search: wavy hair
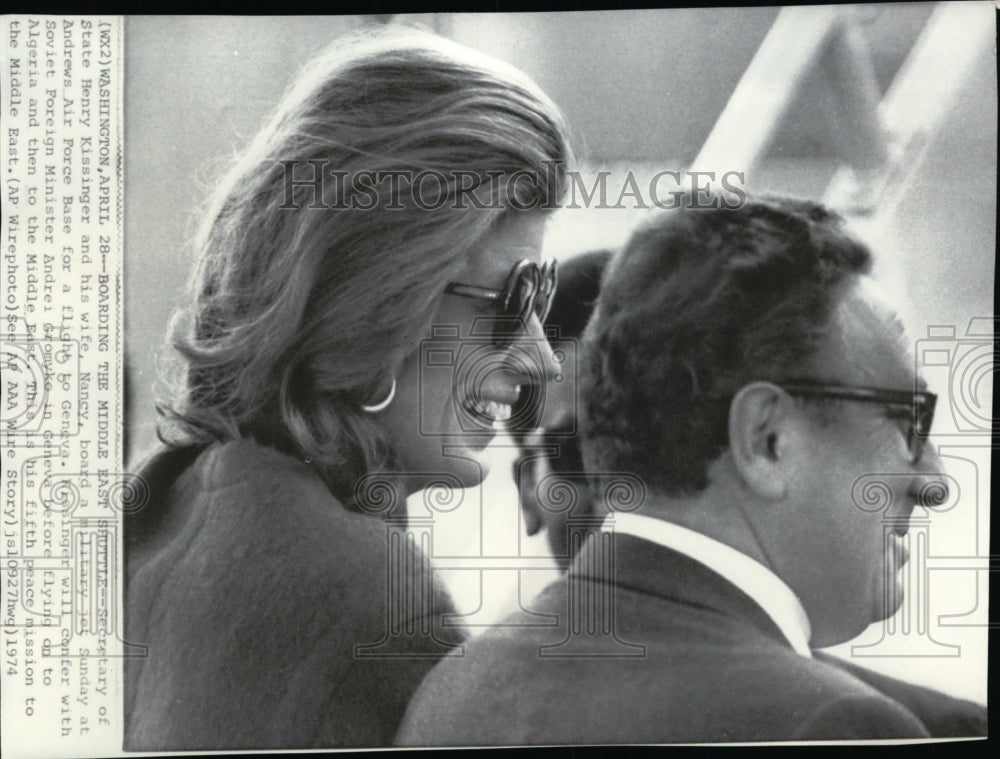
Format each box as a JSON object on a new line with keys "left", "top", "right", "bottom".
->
{"left": 159, "top": 28, "right": 572, "bottom": 500}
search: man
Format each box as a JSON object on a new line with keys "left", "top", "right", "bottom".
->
{"left": 510, "top": 249, "right": 611, "bottom": 567}
{"left": 397, "top": 197, "right": 986, "bottom": 744}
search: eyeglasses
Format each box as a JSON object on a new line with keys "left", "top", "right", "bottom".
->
{"left": 779, "top": 380, "right": 937, "bottom": 465}
{"left": 445, "top": 259, "right": 558, "bottom": 347}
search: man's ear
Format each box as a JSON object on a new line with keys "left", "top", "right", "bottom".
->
{"left": 727, "top": 382, "right": 792, "bottom": 500}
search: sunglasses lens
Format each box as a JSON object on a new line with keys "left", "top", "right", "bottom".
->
{"left": 511, "top": 270, "right": 539, "bottom": 322}
{"left": 489, "top": 260, "right": 558, "bottom": 346}
{"left": 534, "top": 264, "right": 556, "bottom": 322}
{"left": 491, "top": 265, "right": 536, "bottom": 346}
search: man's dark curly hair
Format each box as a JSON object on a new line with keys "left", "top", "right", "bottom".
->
{"left": 580, "top": 196, "right": 873, "bottom": 496}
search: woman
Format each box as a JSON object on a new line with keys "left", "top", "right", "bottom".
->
{"left": 124, "top": 27, "right": 571, "bottom": 750}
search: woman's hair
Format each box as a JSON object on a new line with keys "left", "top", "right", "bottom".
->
{"left": 159, "top": 27, "right": 572, "bottom": 499}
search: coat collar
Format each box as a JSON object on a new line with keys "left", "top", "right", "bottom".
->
{"left": 567, "top": 529, "right": 792, "bottom": 649}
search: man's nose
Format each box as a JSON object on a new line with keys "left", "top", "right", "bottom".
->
{"left": 913, "top": 440, "right": 951, "bottom": 509}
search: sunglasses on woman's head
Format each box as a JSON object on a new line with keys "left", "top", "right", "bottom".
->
{"left": 445, "top": 259, "right": 558, "bottom": 347}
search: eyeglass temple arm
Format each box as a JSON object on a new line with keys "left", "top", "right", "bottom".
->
{"left": 444, "top": 283, "right": 502, "bottom": 301}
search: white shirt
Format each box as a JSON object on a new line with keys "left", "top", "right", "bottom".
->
{"left": 602, "top": 511, "right": 813, "bottom": 658}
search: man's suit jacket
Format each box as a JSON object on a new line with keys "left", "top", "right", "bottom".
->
{"left": 397, "top": 531, "right": 986, "bottom": 745}
{"left": 124, "top": 440, "right": 462, "bottom": 751}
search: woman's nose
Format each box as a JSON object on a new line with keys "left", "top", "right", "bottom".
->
{"left": 508, "top": 314, "right": 561, "bottom": 384}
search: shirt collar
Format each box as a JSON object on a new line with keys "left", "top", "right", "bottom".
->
{"left": 601, "top": 511, "right": 813, "bottom": 658}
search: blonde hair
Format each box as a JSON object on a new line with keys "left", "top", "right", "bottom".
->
{"left": 159, "top": 28, "right": 572, "bottom": 499}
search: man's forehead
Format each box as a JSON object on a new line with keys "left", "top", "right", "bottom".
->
{"left": 818, "top": 276, "right": 920, "bottom": 389}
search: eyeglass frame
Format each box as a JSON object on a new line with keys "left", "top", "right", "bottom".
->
{"left": 444, "top": 258, "right": 558, "bottom": 347}
{"left": 777, "top": 380, "right": 937, "bottom": 465}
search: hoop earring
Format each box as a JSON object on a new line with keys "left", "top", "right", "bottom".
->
{"left": 361, "top": 377, "right": 396, "bottom": 414}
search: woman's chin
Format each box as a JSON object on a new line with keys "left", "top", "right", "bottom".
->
{"left": 444, "top": 439, "right": 493, "bottom": 489}
{"left": 412, "top": 407, "right": 504, "bottom": 488}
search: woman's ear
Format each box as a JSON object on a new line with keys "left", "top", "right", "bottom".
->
{"left": 727, "top": 382, "right": 791, "bottom": 500}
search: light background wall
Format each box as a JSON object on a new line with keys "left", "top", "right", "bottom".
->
{"left": 124, "top": 8, "right": 994, "bottom": 705}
